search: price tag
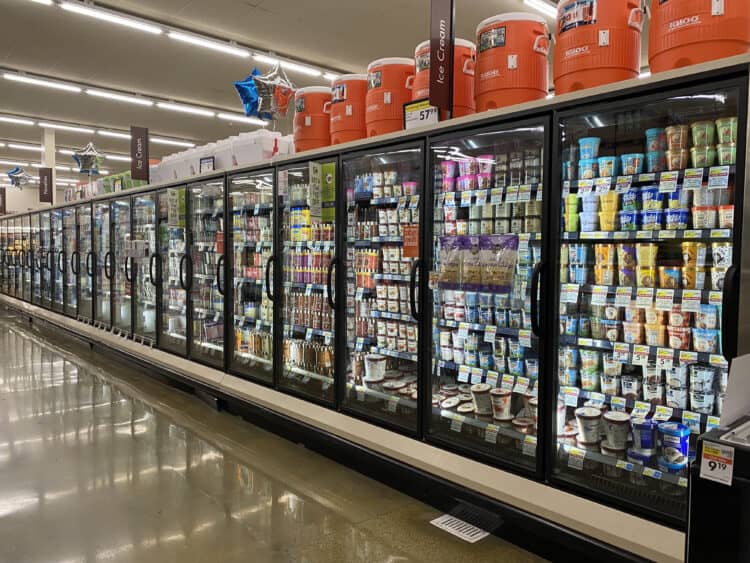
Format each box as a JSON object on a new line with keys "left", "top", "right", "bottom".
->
{"left": 678, "top": 477, "right": 689, "bottom": 488}
{"left": 613, "top": 342, "right": 631, "bottom": 363}
{"left": 632, "top": 401, "right": 652, "bottom": 418}
{"left": 355, "top": 337, "right": 365, "bottom": 352}
{"left": 616, "top": 459, "right": 634, "bottom": 472}
{"left": 485, "top": 370, "right": 499, "bottom": 387}
{"left": 636, "top": 288, "right": 655, "bottom": 308}
{"left": 387, "top": 396, "right": 399, "bottom": 413}
{"left": 684, "top": 230, "right": 702, "bottom": 239}
{"left": 410, "top": 195, "right": 420, "bottom": 209}
{"left": 632, "top": 345, "right": 650, "bottom": 366}
{"left": 471, "top": 367, "right": 484, "bottom": 385}
{"left": 475, "top": 190, "right": 487, "bottom": 206}
{"left": 444, "top": 192, "right": 455, "bottom": 206}
{"left": 305, "top": 328, "right": 314, "bottom": 341}
{"left": 711, "top": 229, "right": 731, "bottom": 240}
{"left": 615, "top": 287, "right": 634, "bottom": 307}
{"left": 518, "top": 184, "right": 532, "bottom": 201}
{"left": 356, "top": 386, "right": 365, "bottom": 402}
{"left": 615, "top": 176, "right": 633, "bottom": 192}
{"left": 610, "top": 396, "right": 627, "bottom": 412}
{"left": 561, "top": 283, "right": 580, "bottom": 304}
{"left": 681, "top": 290, "right": 701, "bottom": 312}
{"left": 700, "top": 442, "right": 734, "bottom": 486}
{"left": 404, "top": 99, "right": 439, "bottom": 129}
{"left": 654, "top": 405, "right": 674, "bottom": 422}
{"left": 522, "top": 435, "right": 537, "bottom": 457}
{"left": 578, "top": 179, "right": 594, "bottom": 192}
{"left": 636, "top": 230, "right": 653, "bottom": 240}
{"left": 656, "top": 347, "right": 675, "bottom": 370}
{"left": 513, "top": 376, "right": 530, "bottom": 395}
{"left": 485, "top": 423, "right": 499, "bottom": 444}
{"left": 642, "top": 467, "right": 662, "bottom": 480}
{"left": 706, "top": 416, "right": 721, "bottom": 431}
{"left": 710, "top": 355, "right": 729, "bottom": 368}
{"left": 501, "top": 375, "right": 515, "bottom": 391}
{"left": 305, "top": 284, "right": 314, "bottom": 296}
{"left": 505, "top": 185, "right": 519, "bottom": 203}
{"left": 355, "top": 287, "right": 364, "bottom": 301}
{"left": 536, "top": 185, "right": 543, "bottom": 201}
{"left": 484, "top": 325, "right": 497, "bottom": 344}
{"left": 709, "top": 291, "right": 723, "bottom": 307}
{"left": 450, "top": 415, "right": 464, "bottom": 433}
{"left": 590, "top": 285, "right": 609, "bottom": 305}
{"left": 683, "top": 168, "right": 704, "bottom": 190}
{"left": 659, "top": 230, "right": 677, "bottom": 240}
{"left": 324, "top": 333, "right": 333, "bottom": 346}
{"left": 679, "top": 351, "right": 699, "bottom": 365}
{"left": 708, "top": 166, "right": 730, "bottom": 190}
{"left": 563, "top": 386, "right": 580, "bottom": 407}
{"left": 458, "top": 365, "right": 470, "bottom": 383}
{"left": 588, "top": 392, "right": 606, "bottom": 407}
{"left": 518, "top": 330, "right": 532, "bottom": 348}
{"left": 568, "top": 447, "right": 586, "bottom": 470}
{"left": 458, "top": 323, "right": 469, "bottom": 338}
{"left": 594, "top": 177, "right": 612, "bottom": 193}
{"left": 255, "top": 319, "right": 263, "bottom": 330}
{"left": 638, "top": 173, "right": 657, "bottom": 183}
{"left": 490, "top": 187, "right": 504, "bottom": 204}
{"left": 659, "top": 171, "right": 679, "bottom": 192}
{"left": 461, "top": 190, "right": 473, "bottom": 207}
{"left": 578, "top": 338, "right": 593, "bottom": 347}
{"left": 682, "top": 411, "right": 702, "bottom": 434}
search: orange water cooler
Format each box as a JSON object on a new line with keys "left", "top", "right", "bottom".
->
{"left": 293, "top": 87, "right": 332, "bottom": 153}
{"left": 649, "top": 0, "right": 750, "bottom": 73}
{"left": 365, "top": 58, "right": 414, "bottom": 138}
{"left": 326, "top": 74, "right": 368, "bottom": 145}
{"left": 554, "top": 0, "right": 642, "bottom": 94}
{"left": 475, "top": 13, "right": 549, "bottom": 112}
{"left": 412, "top": 38, "right": 476, "bottom": 118}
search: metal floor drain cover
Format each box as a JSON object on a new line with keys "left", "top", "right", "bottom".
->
{"left": 430, "top": 514, "right": 490, "bottom": 544}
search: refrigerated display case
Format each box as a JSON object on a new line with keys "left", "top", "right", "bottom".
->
{"left": 63, "top": 207, "right": 77, "bottom": 317}
{"left": 112, "top": 198, "right": 131, "bottom": 334}
{"left": 21, "top": 215, "right": 31, "bottom": 302}
{"left": 11, "top": 217, "right": 21, "bottom": 299}
{"left": 159, "top": 186, "right": 188, "bottom": 356}
{"left": 94, "top": 202, "right": 111, "bottom": 327}
{"left": 30, "top": 214, "right": 40, "bottom": 305}
{"left": 50, "top": 209, "right": 64, "bottom": 313}
{"left": 0, "top": 220, "right": 6, "bottom": 296}
{"left": 228, "top": 170, "right": 275, "bottom": 384}
{"left": 39, "top": 212, "right": 51, "bottom": 310}
{"left": 551, "top": 80, "right": 745, "bottom": 523}
{"left": 426, "top": 120, "right": 547, "bottom": 469}
{"left": 278, "top": 159, "right": 339, "bottom": 404}
{"left": 342, "top": 143, "right": 423, "bottom": 433}
{"left": 77, "top": 204, "right": 93, "bottom": 321}
{"left": 133, "top": 194, "right": 157, "bottom": 342}
{"left": 187, "top": 178, "right": 226, "bottom": 368}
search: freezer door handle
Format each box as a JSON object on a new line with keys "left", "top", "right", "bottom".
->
{"left": 179, "top": 255, "right": 188, "bottom": 291}
{"left": 25, "top": 250, "right": 32, "bottom": 268}
{"left": 104, "top": 252, "right": 112, "bottom": 279}
{"left": 326, "top": 257, "right": 338, "bottom": 309}
{"left": 216, "top": 255, "right": 225, "bottom": 297}
{"left": 530, "top": 262, "right": 544, "bottom": 338}
{"left": 149, "top": 254, "right": 158, "bottom": 286}
{"left": 409, "top": 259, "right": 422, "bottom": 322}
{"left": 86, "top": 252, "right": 93, "bottom": 277}
{"left": 722, "top": 264, "right": 738, "bottom": 360}
{"left": 265, "top": 255, "right": 274, "bottom": 302}
{"left": 124, "top": 257, "right": 133, "bottom": 283}
{"left": 71, "top": 251, "right": 80, "bottom": 276}
{"left": 58, "top": 251, "right": 64, "bottom": 274}
{"left": 47, "top": 250, "right": 54, "bottom": 272}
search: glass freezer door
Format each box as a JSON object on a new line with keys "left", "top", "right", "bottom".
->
{"left": 112, "top": 198, "right": 132, "bottom": 334}
{"left": 133, "top": 194, "right": 157, "bottom": 343}
{"left": 342, "top": 144, "right": 423, "bottom": 433}
{"left": 188, "top": 179, "right": 226, "bottom": 368}
{"left": 31, "top": 214, "right": 40, "bottom": 305}
{"left": 0, "top": 220, "right": 6, "bottom": 295}
{"left": 77, "top": 205, "right": 93, "bottom": 321}
{"left": 427, "top": 122, "right": 546, "bottom": 469}
{"left": 228, "top": 170, "right": 274, "bottom": 384}
{"left": 22, "top": 215, "right": 31, "bottom": 302}
{"left": 51, "top": 210, "right": 64, "bottom": 313}
{"left": 63, "top": 207, "right": 77, "bottom": 317}
{"left": 278, "top": 160, "right": 338, "bottom": 404}
{"left": 94, "top": 202, "right": 111, "bottom": 327}
{"left": 11, "top": 217, "right": 21, "bottom": 298}
{"left": 552, "top": 85, "right": 742, "bottom": 523}
{"left": 159, "top": 187, "right": 188, "bottom": 356}
{"left": 39, "top": 212, "right": 51, "bottom": 310}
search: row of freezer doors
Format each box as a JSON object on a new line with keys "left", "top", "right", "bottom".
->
{"left": 0, "top": 79, "right": 745, "bottom": 527}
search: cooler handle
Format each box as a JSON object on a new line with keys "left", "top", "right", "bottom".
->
{"left": 628, "top": 7, "right": 644, "bottom": 31}
{"left": 721, "top": 265, "right": 738, "bottom": 360}
{"left": 533, "top": 34, "right": 550, "bottom": 56}
{"left": 530, "top": 262, "right": 544, "bottom": 338}
{"left": 405, "top": 75, "right": 414, "bottom": 90}
{"left": 462, "top": 57, "right": 475, "bottom": 77}
{"left": 323, "top": 101, "right": 332, "bottom": 115}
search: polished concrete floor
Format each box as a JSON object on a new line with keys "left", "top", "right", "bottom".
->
{"left": 0, "top": 312, "right": 546, "bottom": 563}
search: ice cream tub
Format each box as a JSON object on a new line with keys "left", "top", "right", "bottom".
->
{"left": 624, "top": 306, "right": 644, "bottom": 323}
{"left": 601, "top": 374, "right": 621, "bottom": 396}
{"left": 597, "top": 156, "right": 618, "bottom": 178}
{"left": 666, "top": 386, "right": 688, "bottom": 409}
{"left": 627, "top": 448, "right": 655, "bottom": 487}
{"left": 667, "top": 188, "right": 691, "bottom": 209}
{"left": 682, "top": 267, "right": 707, "bottom": 290}
{"left": 490, "top": 388, "right": 512, "bottom": 419}
{"left": 712, "top": 242, "right": 733, "bottom": 267}
{"left": 623, "top": 321, "right": 644, "bottom": 345}
{"left": 646, "top": 128, "right": 667, "bottom": 152}
{"left": 693, "top": 328, "right": 719, "bottom": 353}
{"left": 594, "top": 244, "right": 616, "bottom": 265}
{"left": 641, "top": 210, "right": 662, "bottom": 231}
{"left": 659, "top": 266, "right": 681, "bottom": 289}
{"left": 665, "top": 125, "right": 689, "bottom": 151}
{"left": 579, "top": 159, "right": 599, "bottom": 181}
{"left": 711, "top": 267, "right": 728, "bottom": 291}
{"left": 581, "top": 192, "right": 600, "bottom": 213}
{"left": 717, "top": 143, "right": 736, "bottom": 165}
{"left": 695, "top": 304, "right": 718, "bottom": 330}
{"left": 691, "top": 121, "right": 715, "bottom": 147}
{"left": 471, "top": 383, "right": 493, "bottom": 415}
{"left": 569, "top": 243, "right": 591, "bottom": 265}
{"left": 564, "top": 213, "right": 579, "bottom": 232}
{"left": 645, "top": 308, "right": 665, "bottom": 325}
{"left": 690, "top": 365, "right": 715, "bottom": 392}
{"left": 640, "top": 188, "right": 663, "bottom": 211}
{"left": 618, "top": 244, "right": 638, "bottom": 268}
{"left": 601, "top": 319, "right": 621, "bottom": 343}
{"left": 603, "top": 411, "right": 631, "bottom": 449}
{"left": 645, "top": 323, "right": 666, "bottom": 347}
{"left": 575, "top": 407, "right": 602, "bottom": 443}
{"left": 580, "top": 212, "right": 599, "bottom": 232}
{"left": 579, "top": 137, "right": 601, "bottom": 160}
{"left": 718, "top": 206, "right": 734, "bottom": 229}
{"left": 599, "top": 211, "right": 617, "bottom": 232}
{"left": 594, "top": 265, "right": 616, "bottom": 285}
{"left": 658, "top": 422, "right": 690, "bottom": 462}
{"left": 621, "top": 153, "right": 644, "bottom": 176}
{"left": 580, "top": 371, "right": 600, "bottom": 392}
{"left": 458, "top": 159, "right": 477, "bottom": 176}
{"left": 692, "top": 206, "right": 717, "bottom": 229}
{"left": 600, "top": 441, "right": 628, "bottom": 478}
{"left": 618, "top": 211, "right": 638, "bottom": 231}
{"left": 666, "top": 149, "right": 689, "bottom": 171}
{"left": 559, "top": 368, "right": 579, "bottom": 387}
{"left": 646, "top": 151, "right": 666, "bottom": 173}
{"left": 682, "top": 242, "right": 707, "bottom": 267}
{"left": 664, "top": 208, "right": 689, "bottom": 230}
{"left": 668, "top": 306, "right": 691, "bottom": 328}
{"left": 716, "top": 117, "right": 738, "bottom": 144}
{"left": 631, "top": 417, "right": 658, "bottom": 451}
{"left": 477, "top": 172, "right": 493, "bottom": 190}
{"left": 621, "top": 189, "right": 639, "bottom": 211}
{"left": 441, "top": 160, "right": 457, "bottom": 178}
{"left": 690, "top": 146, "right": 716, "bottom": 168}
{"left": 636, "top": 266, "right": 657, "bottom": 288}
{"left": 690, "top": 390, "right": 715, "bottom": 415}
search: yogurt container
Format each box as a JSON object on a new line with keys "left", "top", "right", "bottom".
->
{"left": 621, "top": 153, "right": 644, "bottom": 176}
{"left": 575, "top": 407, "right": 602, "bottom": 443}
{"left": 658, "top": 422, "right": 690, "bottom": 463}
{"left": 631, "top": 417, "right": 658, "bottom": 451}
{"left": 603, "top": 411, "right": 630, "bottom": 449}
{"left": 645, "top": 128, "right": 667, "bottom": 152}
{"left": 579, "top": 137, "right": 601, "bottom": 160}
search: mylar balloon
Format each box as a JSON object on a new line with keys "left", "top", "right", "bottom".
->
{"left": 7, "top": 167, "right": 32, "bottom": 188}
{"left": 234, "top": 63, "right": 294, "bottom": 120}
{"left": 72, "top": 142, "right": 102, "bottom": 174}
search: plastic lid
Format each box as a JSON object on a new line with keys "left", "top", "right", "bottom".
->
{"left": 657, "top": 455, "right": 688, "bottom": 472}
{"left": 477, "top": 12, "right": 548, "bottom": 35}
{"left": 471, "top": 383, "right": 491, "bottom": 393}
{"left": 658, "top": 421, "right": 691, "bottom": 436}
{"left": 368, "top": 57, "right": 414, "bottom": 70}
{"left": 603, "top": 410, "right": 630, "bottom": 423}
{"left": 631, "top": 417, "right": 657, "bottom": 428}
{"left": 334, "top": 73, "right": 367, "bottom": 82}
{"left": 627, "top": 448, "right": 655, "bottom": 463}
{"left": 415, "top": 38, "right": 475, "bottom": 53}
{"left": 295, "top": 86, "right": 332, "bottom": 96}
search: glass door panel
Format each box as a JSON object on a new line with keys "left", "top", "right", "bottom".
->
{"left": 228, "top": 170, "right": 274, "bottom": 384}
{"left": 22, "top": 215, "right": 31, "bottom": 302}
{"left": 31, "top": 214, "right": 40, "bottom": 305}
{"left": 63, "top": 208, "right": 77, "bottom": 317}
{"left": 278, "top": 160, "right": 338, "bottom": 403}
{"left": 342, "top": 145, "right": 423, "bottom": 432}
{"left": 112, "top": 198, "right": 132, "bottom": 334}
{"left": 94, "top": 202, "right": 111, "bottom": 326}
{"left": 51, "top": 210, "right": 63, "bottom": 312}
{"left": 133, "top": 194, "right": 157, "bottom": 342}
{"left": 159, "top": 187, "right": 188, "bottom": 356}
{"left": 40, "top": 212, "right": 51, "bottom": 309}
{"left": 78, "top": 205, "right": 93, "bottom": 321}
{"left": 0, "top": 220, "right": 6, "bottom": 295}
{"left": 552, "top": 85, "right": 742, "bottom": 523}
{"left": 188, "top": 180, "right": 225, "bottom": 367}
{"left": 11, "top": 218, "right": 20, "bottom": 298}
{"left": 427, "top": 123, "right": 545, "bottom": 469}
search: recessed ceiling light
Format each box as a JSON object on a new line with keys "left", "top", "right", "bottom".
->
{"left": 97, "top": 130, "right": 132, "bottom": 139}
{"left": 86, "top": 89, "right": 154, "bottom": 106}
{"left": 58, "top": 149, "right": 75, "bottom": 156}
{"left": 0, "top": 116, "right": 35, "bottom": 126}
{"left": 7, "top": 143, "right": 44, "bottom": 152}
{"left": 0, "top": 159, "right": 29, "bottom": 167}
{"left": 217, "top": 113, "right": 268, "bottom": 127}
{"left": 28, "top": 0, "right": 54, "bottom": 5}
{"left": 150, "top": 137, "right": 196, "bottom": 147}
{"left": 167, "top": 31, "right": 249, "bottom": 58}
{"left": 523, "top": 0, "right": 558, "bottom": 18}
{"left": 60, "top": 2, "right": 163, "bottom": 34}
{"left": 323, "top": 73, "right": 339, "bottom": 81}
{"left": 38, "top": 122, "right": 95, "bottom": 134}
{"left": 157, "top": 102, "right": 215, "bottom": 117}
{"left": 3, "top": 73, "right": 81, "bottom": 93}
{"left": 253, "top": 54, "right": 322, "bottom": 77}
{"left": 104, "top": 154, "right": 132, "bottom": 162}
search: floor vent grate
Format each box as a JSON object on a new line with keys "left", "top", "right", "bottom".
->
{"left": 430, "top": 514, "right": 490, "bottom": 544}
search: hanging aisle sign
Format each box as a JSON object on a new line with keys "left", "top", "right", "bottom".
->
{"left": 39, "top": 167, "right": 53, "bottom": 204}
{"left": 130, "top": 126, "right": 150, "bottom": 182}
{"left": 0, "top": 187, "right": 5, "bottom": 215}
{"left": 430, "top": 0, "right": 455, "bottom": 114}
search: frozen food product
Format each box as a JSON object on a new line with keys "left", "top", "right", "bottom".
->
{"left": 711, "top": 243, "right": 733, "bottom": 267}
{"left": 579, "top": 137, "right": 601, "bottom": 160}
{"left": 717, "top": 142, "right": 737, "bottom": 165}
{"left": 690, "top": 121, "right": 715, "bottom": 147}
{"left": 693, "top": 328, "right": 719, "bottom": 353}
{"left": 690, "top": 146, "right": 716, "bottom": 168}
{"left": 645, "top": 128, "right": 667, "bottom": 152}
{"left": 665, "top": 125, "right": 689, "bottom": 150}
{"left": 692, "top": 206, "right": 718, "bottom": 229}
{"left": 659, "top": 266, "right": 681, "bottom": 289}
{"left": 579, "top": 159, "right": 599, "bottom": 180}
{"left": 646, "top": 151, "right": 667, "bottom": 173}
{"left": 666, "top": 149, "right": 689, "bottom": 171}
{"left": 715, "top": 117, "right": 738, "bottom": 144}
{"left": 621, "top": 153, "right": 645, "bottom": 176}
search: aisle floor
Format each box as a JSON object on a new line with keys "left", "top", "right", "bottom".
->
{"left": 0, "top": 312, "right": 546, "bottom": 563}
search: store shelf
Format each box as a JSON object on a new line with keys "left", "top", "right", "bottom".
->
{"left": 234, "top": 277, "right": 263, "bottom": 286}
{"left": 576, "top": 284, "right": 722, "bottom": 306}
{"left": 282, "top": 281, "right": 327, "bottom": 292}
{"left": 234, "top": 241, "right": 272, "bottom": 250}
{"left": 373, "top": 273, "right": 410, "bottom": 282}
{"left": 284, "top": 323, "right": 333, "bottom": 340}
{"left": 235, "top": 350, "right": 272, "bottom": 366}
{"left": 235, "top": 317, "right": 272, "bottom": 330}
{"left": 351, "top": 236, "right": 403, "bottom": 248}
{"left": 283, "top": 240, "right": 335, "bottom": 251}
{"left": 193, "top": 273, "right": 216, "bottom": 280}
{"left": 352, "top": 194, "right": 420, "bottom": 208}
{"left": 435, "top": 406, "right": 539, "bottom": 448}
{"left": 198, "top": 341, "right": 224, "bottom": 352}
{"left": 233, "top": 203, "right": 272, "bottom": 215}
{"left": 369, "top": 346, "right": 417, "bottom": 362}
{"left": 371, "top": 310, "right": 417, "bottom": 323}
{"left": 562, "top": 229, "right": 732, "bottom": 242}
{"left": 437, "top": 318, "right": 535, "bottom": 340}
{"left": 193, "top": 208, "right": 223, "bottom": 216}
{"left": 437, "top": 184, "right": 542, "bottom": 207}
{"left": 286, "top": 364, "right": 334, "bottom": 386}
{"left": 166, "top": 332, "right": 186, "bottom": 340}
{"left": 347, "top": 381, "right": 418, "bottom": 410}
{"left": 563, "top": 165, "right": 735, "bottom": 192}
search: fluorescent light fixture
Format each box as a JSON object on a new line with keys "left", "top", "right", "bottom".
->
{"left": 217, "top": 112, "right": 268, "bottom": 127}
{"left": 60, "top": 2, "right": 162, "bottom": 34}
{"left": 104, "top": 154, "right": 131, "bottom": 162}
{"left": 0, "top": 116, "right": 35, "bottom": 126}
{"left": 0, "top": 159, "right": 29, "bottom": 166}
{"left": 3, "top": 73, "right": 81, "bottom": 93}
{"left": 58, "top": 149, "right": 75, "bottom": 156}
{"left": 8, "top": 143, "right": 43, "bottom": 152}
{"left": 38, "top": 122, "right": 94, "bottom": 134}
{"left": 639, "top": 71, "right": 652, "bottom": 79}
{"left": 323, "top": 73, "right": 339, "bottom": 81}
{"left": 31, "top": 164, "right": 71, "bottom": 171}
{"left": 97, "top": 130, "right": 131, "bottom": 139}
{"left": 253, "top": 54, "right": 322, "bottom": 77}
{"left": 523, "top": 0, "right": 558, "bottom": 18}
{"left": 29, "top": 0, "right": 54, "bottom": 5}
{"left": 150, "top": 137, "right": 196, "bottom": 147}
{"left": 168, "top": 31, "right": 249, "bottom": 58}
{"left": 157, "top": 102, "right": 215, "bottom": 117}
{"left": 86, "top": 89, "right": 153, "bottom": 106}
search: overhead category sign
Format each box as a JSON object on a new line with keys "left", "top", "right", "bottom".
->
{"left": 130, "top": 126, "right": 149, "bottom": 182}
{"left": 430, "top": 0, "right": 455, "bottom": 114}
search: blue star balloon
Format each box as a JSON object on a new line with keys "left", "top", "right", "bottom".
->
{"left": 7, "top": 166, "right": 32, "bottom": 188}
{"left": 234, "top": 68, "right": 266, "bottom": 119}
{"left": 234, "top": 64, "right": 294, "bottom": 120}
{"left": 72, "top": 142, "right": 102, "bottom": 175}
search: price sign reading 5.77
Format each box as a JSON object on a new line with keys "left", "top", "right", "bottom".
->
{"left": 404, "top": 99, "right": 439, "bottom": 130}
